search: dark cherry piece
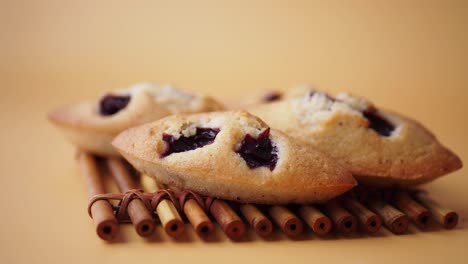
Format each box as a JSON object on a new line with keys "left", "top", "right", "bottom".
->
{"left": 363, "top": 111, "right": 395, "bottom": 137}
{"left": 99, "top": 94, "right": 131, "bottom": 116}
{"left": 161, "top": 128, "right": 220, "bottom": 157}
{"left": 262, "top": 91, "right": 282, "bottom": 102}
{"left": 236, "top": 128, "right": 278, "bottom": 170}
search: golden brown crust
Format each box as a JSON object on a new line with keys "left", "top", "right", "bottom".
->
{"left": 48, "top": 83, "right": 224, "bottom": 156}
{"left": 247, "top": 92, "right": 462, "bottom": 186}
{"left": 112, "top": 111, "right": 357, "bottom": 204}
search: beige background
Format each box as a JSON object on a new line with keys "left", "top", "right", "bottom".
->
{"left": 1, "top": 1, "right": 467, "bottom": 263}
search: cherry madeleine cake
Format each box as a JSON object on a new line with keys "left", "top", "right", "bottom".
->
{"left": 48, "top": 83, "right": 224, "bottom": 156}
{"left": 248, "top": 86, "right": 462, "bottom": 186}
{"left": 112, "top": 111, "right": 357, "bottom": 204}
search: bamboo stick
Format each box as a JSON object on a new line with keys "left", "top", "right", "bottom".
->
{"left": 79, "top": 153, "right": 119, "bottom": 240}
{"left": 157, "top": 199, "right": 185, "bottom": 238}
{"left": 343, "top": 198, "right": 381, "bottom": 233}
{"left": 210, "top": 200, "right": 246, "bottom": 240}
{"left": 392, "top": 191, "right": 430, "bottom": 229}
{"left": 106, "top": 158, "right": 155, "bottom": 237}
{"left": 268, "top": 206, "right": 303, "bottom": 236}
{"left": 140, "top": 176, "right": 186, "bottom": 237}
{"left": 298, "top": 205, "right": 332, "bottom": 235}
{"left": 183, "top": 199, "right": 214, "bottom": 239}
{"left": 414, "top": 191, "right": 458, "bottom": 229}
{"left": 323, "top": 200, "right": 357, "bottom": 233}
{"left": 240, "top": 204, "right": 273, "bottom": 237}
{"left": 367, "top": 198, "right": 408, "bottom": 234}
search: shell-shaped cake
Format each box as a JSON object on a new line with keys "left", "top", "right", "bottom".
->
{"left": 48, "top": 83, "right": 224, "bottom": 156}
{"left": 112, "top": 111, "right": 356, "bottom": 204}
{"left": 248, "top": 87, "right": 462, "bottom": 186}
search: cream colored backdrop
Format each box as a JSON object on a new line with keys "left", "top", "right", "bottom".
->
{"left": 0, "top": 1, "right": 467, "bottom": 264}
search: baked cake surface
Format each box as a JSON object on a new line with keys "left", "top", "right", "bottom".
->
{"left": 112, "top": 111, "right": 356, "bottom": 204}
{"left": 248, "top": 86, "right": 462, "bottom": 186}
{"left": 48, "top": 83, "right": 223, "bottom": 156}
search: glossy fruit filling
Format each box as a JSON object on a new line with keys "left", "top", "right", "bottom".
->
{"left": 263, "top": 92, "right": 282, "bottom": 102}
{"left": 161, "top": 128, "right": 220, "bottom": 157}
{"left": 236, "top": 128, "right": 278, "bottom": 170}
{"left": 99, "top": 94, "right": 131, "bottom": 116}
{"left": 363, "top": 111, "right": 395, "bottom": 137}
